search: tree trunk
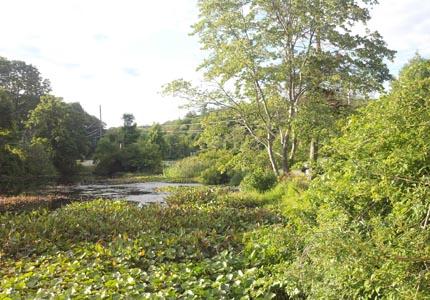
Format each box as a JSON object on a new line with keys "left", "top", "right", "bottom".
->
{"left": 289, "top": 133, "right": 297, "bottom": 161}
{"left": 281, "top": 141, "right": 289, "bottom": 175}
{"left": 308, "top": 137, "right": 319, "bottom": 178}
{"left": 267, "top": 134, "right": 279, "bottom": 176}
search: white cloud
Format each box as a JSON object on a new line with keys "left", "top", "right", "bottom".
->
{"left": 0, "top": 0, "right": 429, "bottom": 126}
{"left": 368, "top": 0, "right": 430, "bottom": 73}
{"left": 1, "top": 0, "right": 202, "bottom": 127}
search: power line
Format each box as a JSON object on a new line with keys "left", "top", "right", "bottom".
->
{"left": 159, "top": 130, "right": 205, "bottom": 133}
{"left": 99, "top": 105, "right": 103, "bottom": 139}
{"left": 85, "top": 120, "right": 101, "bottom": 129}
{"left": 86, "top": 129, "right": 100, "bottom": 136}
{"left": 139, "top": 120, "right": 235, "bottom": 129}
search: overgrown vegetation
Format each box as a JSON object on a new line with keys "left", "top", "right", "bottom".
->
{"left": 0, "top": 57, "right": 102, "bottom": 192}
{"left": 0, "top": 187, "right": 288, "bottom": 298}
{"left": 93, "top": 114, "right": 163, "bottom": 175}
{"left": 293, "top": 56, "right": 430, "bottom": 298}
{"left": 1, "top": 0, "right": 430, "bottom": 298}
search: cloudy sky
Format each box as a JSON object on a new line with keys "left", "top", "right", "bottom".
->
{"left": 1, "top": 0, "right": 429, "bottom": 127}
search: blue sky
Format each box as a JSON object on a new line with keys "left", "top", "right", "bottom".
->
{"left": 1, "top": 0, "right": 429, "bottom": 127}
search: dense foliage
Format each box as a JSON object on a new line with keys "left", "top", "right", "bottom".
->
{"left": 291, "top": 56, "right": 430, "bottom": 298}
{"left": 1, "top": 56, "right": 429, "bottom": 297}
{"left": 150, "top": 112, "right": 201, "bottom": 161}
{"left": 164, "top": 149, "right": 263, "bottom": 186}
{"left": 26, "top": 96, "right": 93, "bottom": 175}
{"left": 163, "top": 56, "right": 430, "bottom": 299}
{"left": 164, "top": 0, "right": 394, "bottom": 175}
{"left": 0, "top": 187, "right": 290, "bottom": 299}
{"left": 164, "top": 155, "right": 211, "bottom": 180}
{"left": 240, "top": 168, "right": 277, "bottom": 192}
{"left": 93, "top": 115, "right": 163, "bottom": 175}
{"left": 0, "top": 57, "right": 101, "bottom": 189}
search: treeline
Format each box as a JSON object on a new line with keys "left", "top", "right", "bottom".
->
{"left": 93, "top": 113, "right": 200, "bottom": 175}
{"left": 0, "top": 56, "right": 102, "bottom": 191}
{"left": 0, "top": 55, "right": 207, "bottom": 188}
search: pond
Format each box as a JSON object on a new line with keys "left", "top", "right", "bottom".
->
{"left": 45, "top": 182, "right": 200, "bottom": 206}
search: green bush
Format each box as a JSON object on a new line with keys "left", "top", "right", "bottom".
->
{"left": 94, "top": 138, "right": 162, "bottom": 176}
{"left": 240, "top": 168, "right": 277, "bottom": 192}
{"left": 165, "top": 150, "right": 241, "bottom": 185}
{"left": 164, "top": 155, "right": 210, "bottom": 179}
{"left": 200, "top": 166, "right": 229, "bottom": 185}
{"left": 94, "top": 152, "right": 122, "bottom": 175}
{"left": 228, "top": 170, "right": 245, "bottom": 186}
{"left": 286, "top": 56, "right": 430, "bottom": 299}
{"left": 23, "top": 139, "right": 57, "bottom": 177}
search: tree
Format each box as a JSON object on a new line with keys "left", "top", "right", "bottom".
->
{"left": 0, "top": 89, "right": 14, "bottom": 130}
{"left": 93, "top": 116, "right": 166, "bottom": 175}
{"left": 0, "top": 89, "right": 25, "bottom": 182}
{"left": 148, "top": 124, "right": 168, "bottom": 158}
{"left": 0, "top": 57, "right": 51, "bottom": 127}
{"left": 196, "top": 108, "right": 245, "bottom": 151}
{"left": 0, "top": 57, "right": 99, "bottom": 190}
{"left": 161, "top": 113, "right": 202, "bottom": 160}
{"left": 68, "top": 102, "right": 104, "bottom": 157}
{"left": 164, "top": 0, "right": 394, "bottom": 175}
{"left": 121, "top": 113, "right": 139, "bottom": 146}
{"left": 26, "top": 96, "right": 89, "bottom": 175}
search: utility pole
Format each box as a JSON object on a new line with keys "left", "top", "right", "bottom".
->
{"left": 99, "top": 105, "right": 103, "bottom": 139}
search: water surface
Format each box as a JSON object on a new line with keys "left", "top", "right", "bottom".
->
{"left": 47, "top": 182, "right": 200, "bottom": 205}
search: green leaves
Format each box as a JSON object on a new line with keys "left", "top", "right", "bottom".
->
{"left": 0, "top": 187, "right": 288, "bottom": 298}
{"left": 296, "top": 57, "right": 430, "bottom": 299}
{"left": 166, "top": 0, "right": 395, "bottom": 175}
{"left": 25, "top": 95, "right": 92, "bottom": 176}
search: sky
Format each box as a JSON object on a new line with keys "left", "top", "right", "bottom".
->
{"left": 0, "top": 0, "right": 429, "bottom": 127}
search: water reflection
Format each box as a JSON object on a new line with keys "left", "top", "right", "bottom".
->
{"left": 47, "top": 182, "right": 200, "bottom": 205}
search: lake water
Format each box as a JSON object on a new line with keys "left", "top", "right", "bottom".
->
{"left": 46, "top": 182, "right": 200, "bottom": 206}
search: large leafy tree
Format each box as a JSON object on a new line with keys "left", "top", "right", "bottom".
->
{"left": 164, "top": 0, "right": 394, "bottom": 175}
{"left": 26, "top": 96, "right": 90, "bottom": 175}
{"left": 0, "top": 57, "right": 51, "bottom": 127}
{"left": 0, "top": 89, "right": 25, "bottom": 181}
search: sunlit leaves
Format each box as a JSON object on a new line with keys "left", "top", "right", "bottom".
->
{"left": 0, "top": 187, "right": 287, "bottom": 298}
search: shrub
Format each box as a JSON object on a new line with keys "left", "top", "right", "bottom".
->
{"left": 228, "top": 170, "right": 245, "bottom": 186}
{"left": 94, "top": 140, "right": 162, "bottom": 176}
{"left": 289, "top": 56, "right": 430, "bottom": 299}
{"left": 94, "top": 152, "right": 122, "bottom": 175}
{"left": 164, "top": 150, "right": 239, "bottom": 185}
{"left": 240, "top": 169, "right": 277, "bottom": 192}
{"left": 164, "top": 156, "right": 210, "bottom": 179}
{"left": 200, "top": 166, "right": 229, "bottom": 185}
